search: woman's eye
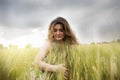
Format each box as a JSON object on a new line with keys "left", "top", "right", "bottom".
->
{"left": 59, "top": 29, "right": 63, "bottom": 32}
{"left": 54, "top": 29, "right": 57, "bottom": 32}
{"left": 54, "top": 29, "right": 63, "bottom": 32}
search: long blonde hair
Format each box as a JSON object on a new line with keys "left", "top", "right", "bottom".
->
{"left": 48, "top": 17, "right": 78, "bottom": 45}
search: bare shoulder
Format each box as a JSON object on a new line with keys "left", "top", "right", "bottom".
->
{"left": 39, "top": 39, "right": 52, "bottom": 55}
{"left": 35, "top": 40, "right": 52, "bottom": 61}
{"left": 69, "top": 44, "right": 80, "bottom": 49}
{"left": 42, "top": 39, "right": 52, "bottom": 50}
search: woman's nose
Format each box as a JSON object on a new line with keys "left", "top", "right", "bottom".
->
{"left": 56, "top": 30, "right": 60, "bottom": 34}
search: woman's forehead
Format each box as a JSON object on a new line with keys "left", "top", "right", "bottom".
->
{"left": 54, "top": 24, "right": 63, "bottom": 29}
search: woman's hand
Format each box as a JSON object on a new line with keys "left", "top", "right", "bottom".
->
{"left": 53, "top": 64, "right": 69, "bottom": 79}
{"left": 54, "top": 64, "right": 66, "bottom": 72}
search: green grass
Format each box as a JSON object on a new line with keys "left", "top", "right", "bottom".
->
{"left": 0, "top": 48, "right": 39, "bottom": 80}
{"left": 0, "top": 42, "right": 120, "bottom": 80}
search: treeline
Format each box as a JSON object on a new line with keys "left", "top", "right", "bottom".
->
{"left": 91, "top": 39, "right": 120, "bottom": 44}
{"left": 0, "top": 44, "right": 32, "bottom": 49}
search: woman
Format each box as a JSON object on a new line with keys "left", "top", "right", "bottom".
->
{"left": 34, "top": 17, "right": 79, "bottom": 80}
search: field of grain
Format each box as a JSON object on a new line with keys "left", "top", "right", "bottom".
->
{"left": 0, "top": 42, "right": 120, "bottom": 80}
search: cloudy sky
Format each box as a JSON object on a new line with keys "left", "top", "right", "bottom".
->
{"left": 0, "top": 0, "right": 120, "bottom": 47}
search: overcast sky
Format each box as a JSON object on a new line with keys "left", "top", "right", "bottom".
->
{"left": 0, "top": 0, "right": 120, "bottom": 47}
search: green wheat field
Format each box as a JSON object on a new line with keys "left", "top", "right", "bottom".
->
{"left": 0, "top": 42, "right": 120, "bottom": 80}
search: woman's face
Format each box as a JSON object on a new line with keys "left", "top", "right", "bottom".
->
{"left": 53, "top": 24, "right": 65, "bottom": 41}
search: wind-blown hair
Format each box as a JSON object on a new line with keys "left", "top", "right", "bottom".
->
{"left": 48, "top": 17, "right": 78, "bottom": 45}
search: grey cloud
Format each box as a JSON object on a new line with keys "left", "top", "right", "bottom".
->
{"left": 53, "top": 0, "right": 98, "bottom": 8}
{"left": 0, "top": 0, "right": 120, "bottom": 42}
{"left": 1, "top": 0, "right": 119, "bottom": 28}
{"left": 73, "top": 1, "right": 120, "bottom": 42}
{"left": 0, "top": 0, "right": 49, "bottom": 28}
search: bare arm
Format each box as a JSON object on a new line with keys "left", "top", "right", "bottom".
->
{"left": 34, "top": 41, "right": 65, "bottom": 72}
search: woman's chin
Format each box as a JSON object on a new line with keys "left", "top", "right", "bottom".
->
{"left": 55, "top": 38, "right": 63, "bottom": 41}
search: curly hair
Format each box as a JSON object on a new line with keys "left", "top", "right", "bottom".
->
{"left": 48, "top": 17, "right": 78, "bottom": 45}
